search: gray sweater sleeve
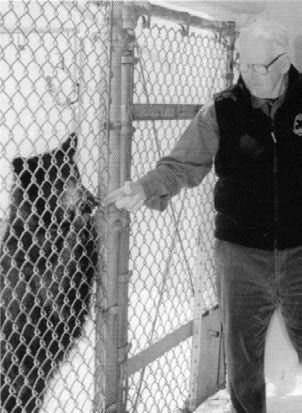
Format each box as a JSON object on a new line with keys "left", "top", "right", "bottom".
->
{"left": 137, "top": 100, "right": 219, "bottom": 211}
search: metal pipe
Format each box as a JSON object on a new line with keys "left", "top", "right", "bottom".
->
{"left": 102, "top": 2, "right": 124, "bottom": 411}
{"left": 115, "top": 5, "right": 137, "bottom": 412}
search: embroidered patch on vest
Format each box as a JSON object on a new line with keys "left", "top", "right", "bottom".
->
{"left": 293, "top": 114, "right": 302, "bottom": 136}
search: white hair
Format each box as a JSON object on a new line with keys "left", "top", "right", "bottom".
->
{"left": 236, "top": 19, "right": 289, "bottom": 56}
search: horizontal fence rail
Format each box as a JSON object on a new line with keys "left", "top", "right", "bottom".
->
{"left": 132, "top": 104, "right": 203, "bottom": 120}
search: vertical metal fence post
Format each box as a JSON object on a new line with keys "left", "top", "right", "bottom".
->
{"left": 92, "top": 5, "right": 108, "bottom": 407}
{"left": 116, "top": 3, "right": 136, "bottom": 412}
{"left": 104, "top": 2, "right": 124, "bottom": 411}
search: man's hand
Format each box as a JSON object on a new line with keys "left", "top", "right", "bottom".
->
{"left": 104, "top": 181, "right": 146, "bottom": 212}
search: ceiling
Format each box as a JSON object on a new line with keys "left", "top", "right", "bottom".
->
{"left": 179, "top": 1, "right": 268, "bottom": 15}
{"left": 154, "top": 1, "right": 269, "bottom": 24}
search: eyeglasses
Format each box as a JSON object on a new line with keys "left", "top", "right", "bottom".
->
{"left": 238, "top": 53, "right": 286, "bottom": 74}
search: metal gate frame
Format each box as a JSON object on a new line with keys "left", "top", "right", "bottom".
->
{"left": 105, "top": 2, "right": 236, "bottom": 412}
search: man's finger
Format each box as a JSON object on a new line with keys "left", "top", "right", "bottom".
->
{"left": 103, "top": 188, "right": 126, "bottom": 206}
{"left": 115, "top": 194, "right": 141, "bottom": 210}
{"left": 124, "top": 180, "right": 133, "bottom": 195}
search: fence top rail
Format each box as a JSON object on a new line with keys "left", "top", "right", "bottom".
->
{"left": 122, "top": 1, "right": 236, "bottom": 36}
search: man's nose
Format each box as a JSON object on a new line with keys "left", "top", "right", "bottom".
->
{"left": 245, "top": 65, "right": 258, "bottom": 74}
{"left": 245, "top": 66, "right": 260, "bottom": 79}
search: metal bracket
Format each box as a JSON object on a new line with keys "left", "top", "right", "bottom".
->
{"left": 97, "top": 304, "right": 119, "bottom": 315}
{"left": 179, "top": 14, "right": 191, "bottom": 37}
{"left": 104, "top": 121, "right": 122, "bottom": 131}
{"left": 121, "top": 55, "right": 135, "bottom": 65}
{"left": 118, "top": 342, "right": 132, "bottom": 363}
{"left": 208, "top": 328, "right": 220, "bottom": 338}
{"left": 119, "top": 271, "right": 132, "bottom": 283}
{"left": 140, "top": 14, "right": 151, "bottom": 29}
{"left": 105, "top": 120, "right": 133, "bottom": 131}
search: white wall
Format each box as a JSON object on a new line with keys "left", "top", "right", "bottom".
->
{"left": 258, "top": 1, "right": 302, "bottom": 71}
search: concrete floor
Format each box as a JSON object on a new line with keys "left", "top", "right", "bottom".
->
{"left": 195, "top": 310, "right": 302, "bottom": 413}
{"left": 195, "top": 387, "right": 302, "bottom": 413}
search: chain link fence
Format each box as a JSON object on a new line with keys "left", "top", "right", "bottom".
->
{"left": 0, "top": 1, "right": 110, "bottom": 412}
{"left": 0, "top": 2, "right": 236, "bottom": 412}
{"left": 125, "top": 5, "right": 235, "bottom": 412}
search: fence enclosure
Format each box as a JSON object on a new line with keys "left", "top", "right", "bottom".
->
{"left": 0, "top": 2, "right": 110, "bottom": 412}
{"left": 0, "top": 2, "right": 236, "bottom": 412}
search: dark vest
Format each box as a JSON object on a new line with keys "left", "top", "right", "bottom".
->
{"left": 214, "top": 66, "right": 302, "bottom": 249}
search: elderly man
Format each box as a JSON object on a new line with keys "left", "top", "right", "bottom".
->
{"left": 104, "top": 20, "right": 302, "bottom": 412}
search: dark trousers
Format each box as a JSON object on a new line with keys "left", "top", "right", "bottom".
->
{"left": 215, "top": 240, "right": 302, "bottom": 413}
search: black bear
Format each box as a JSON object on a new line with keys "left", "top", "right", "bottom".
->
{"left": 0, "top": 134, "right": 98, "bottom": 412}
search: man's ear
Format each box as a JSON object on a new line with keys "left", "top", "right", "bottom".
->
{"left": 280, "top": 54, "right": 291, "bottom": 73}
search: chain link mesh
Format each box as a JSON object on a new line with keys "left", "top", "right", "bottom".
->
{"left": 0, "top": 1, "right": 110, "bottom": 412}
{"left": 127, "top": 16, "right": 230, "bottom": 412}
{"left": 0, "top": 2, "right": 234, "bottom": 411}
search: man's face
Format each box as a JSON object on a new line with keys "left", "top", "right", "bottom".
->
{"left": 239, "top": 39, "right": 287, "bottom": 99}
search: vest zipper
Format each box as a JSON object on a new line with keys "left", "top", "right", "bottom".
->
{"left": 271, "top": 131, "right": 278, "bottom": 250}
